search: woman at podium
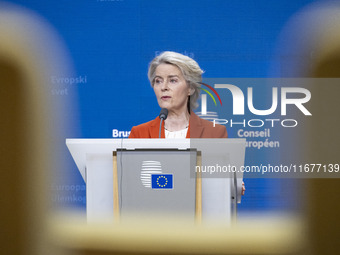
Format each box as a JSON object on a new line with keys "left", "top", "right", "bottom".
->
{"left": 129, "top": 51, "right": 245, "bottom": 195}
{"left": 129, "top": 51, "right": 227, "bottom": 139}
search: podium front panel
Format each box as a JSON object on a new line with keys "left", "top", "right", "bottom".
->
{"left": 66, "top": 138, "right": 246, "bottom": 224}
{"left": 117, "top": 149, "right": 197, "bottom": 219}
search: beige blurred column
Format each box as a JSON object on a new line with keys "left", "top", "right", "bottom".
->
{"left": 276, "top": 3, "right": 340, "bottom": 254}
{"left": 306, "top": 18, "right": 340, "bottom": 255}
{"left": 0, "top": 4, "right": 75, "bottom": 255}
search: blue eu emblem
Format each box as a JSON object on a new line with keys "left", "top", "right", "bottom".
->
{"left": 151, "top": 174, "right": 173, "bottom": 189}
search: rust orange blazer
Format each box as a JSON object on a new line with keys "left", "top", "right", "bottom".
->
{"left": 129, "top": 112, "right": 227, "bottom": 138}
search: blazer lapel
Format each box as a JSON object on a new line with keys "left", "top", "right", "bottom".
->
{"left": 149, "top": 117, "right": 165, "bottom": 138}
{"left": 188, "top": 112, "right": 203, "bottom": 138}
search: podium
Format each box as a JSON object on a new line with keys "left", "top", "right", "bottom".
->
{"left": 66, "top": 139, "right": 246, "bottom": 224}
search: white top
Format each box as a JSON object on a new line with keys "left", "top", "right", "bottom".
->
{"left": 165, "top": 128, "right": 188, "bottom": 138}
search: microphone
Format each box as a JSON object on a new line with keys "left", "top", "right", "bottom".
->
{"left": 158, "top": 108, "right": 168, "bottom": 138}
{"left": 159, "top": 108, "right": 168, "bottom": 121}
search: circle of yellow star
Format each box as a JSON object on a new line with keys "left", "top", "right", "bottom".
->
{"left": 156, "top": 175, "right": 168, "bottom": 187}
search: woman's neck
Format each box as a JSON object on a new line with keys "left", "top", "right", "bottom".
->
{"left": 164, "top": 110, "right": 190, "bottom": 132}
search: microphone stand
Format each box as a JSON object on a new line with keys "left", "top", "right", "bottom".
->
{"left": 159, "top": 118, "right": 164, "bottom": 138}
{"left": 158, "top": 108, "right": 168, "bottom": 138}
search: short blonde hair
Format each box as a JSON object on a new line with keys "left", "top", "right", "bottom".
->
{"left": 148, "top": 51, "right": 204, "bottom": 111}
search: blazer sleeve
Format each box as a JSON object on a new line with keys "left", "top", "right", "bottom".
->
{"left": 210, "top": 123, "right": 228, "bottom": 138}
{"left": 218, "top": 124, "right": 228, "bottom": 138}
{"left": 128, "top": 126, "right": 140, "bottom": 138}
{"left": 198, "top": 117, "right": 228, "bottom": 138}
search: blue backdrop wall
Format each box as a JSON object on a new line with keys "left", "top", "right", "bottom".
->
{"left": 5, "top": 0, "right": 323, "bottom": 213}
